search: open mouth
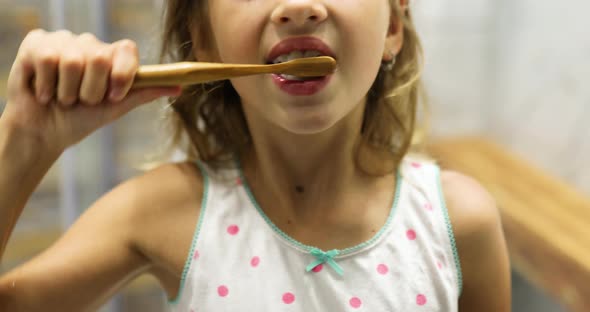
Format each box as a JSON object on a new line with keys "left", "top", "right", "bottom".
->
{"left": 266, "top": 50, "right": 328, "bottom": 81}
{"left": 265, "top": 37, "right": 336, "bottom": 81}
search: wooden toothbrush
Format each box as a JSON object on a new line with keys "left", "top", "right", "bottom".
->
{"left": 131, "top": 56, "right": 337, "bottom": 88}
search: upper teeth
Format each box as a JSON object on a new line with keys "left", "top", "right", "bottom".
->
{"left": 272, "top": 50, "right": 324, "bottom": 64}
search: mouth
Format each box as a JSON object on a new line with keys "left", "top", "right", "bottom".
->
{"left": 265, "top": 36, "right": 336, "bottom": 81}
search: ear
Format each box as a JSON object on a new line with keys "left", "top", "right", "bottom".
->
{"left": 382, "top": 1, "right": 407, "bottom": 61}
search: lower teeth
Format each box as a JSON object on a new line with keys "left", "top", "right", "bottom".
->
{"left": 281, "top": 74, "right": 305, "bottom": 81}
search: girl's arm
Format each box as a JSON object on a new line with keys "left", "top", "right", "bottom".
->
{"left": 0, "top": 162, "right": 153, "bottom": 311}
{"left": 0, "top": 28, "right": 179, "bottom": 259}
{"left": 0, "top": 29, "right": 181, "bottom": 310}
{"left": 0, "top": 124, "right": 59, "bottom": 258}
{"left": 441, "top": 170, "right": 512, "bottom": 311}
{"left": 0, "top": 132, "right": 201, "bottom": 311}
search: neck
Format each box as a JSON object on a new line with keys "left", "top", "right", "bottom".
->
{"left": 239, "top": 102, "right": 385, "bottom": 223}
{"left": 243, "top": 123, "right": 361, "bottom": 197}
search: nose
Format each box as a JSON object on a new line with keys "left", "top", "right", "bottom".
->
{"left": 271, "top": 1, "right": 328, "bottom": 28}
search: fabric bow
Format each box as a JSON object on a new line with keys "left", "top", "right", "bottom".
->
{"left": 306, "top": 248, "right": 344, "bottom": 276}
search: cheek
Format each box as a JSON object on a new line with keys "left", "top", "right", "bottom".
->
{"left": 339, "top": 13, "right": 389, "bottom": 93}
{"left": 230, "top": 77, "right": 253, "bottom": 94}
{"left": 228, "top": 76, "right": 264, "bottom": 109}
{"left": 209, "top": 6, "right": 264, "bottom": 64}
{"left": 337, "top": 35, "right": 383, "bottom": 104}
{"left": 213, "top": 27, "right": 257, "bottom": 63}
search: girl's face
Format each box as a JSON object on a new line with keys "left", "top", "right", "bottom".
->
{"left": 197, "top": 0, "right": 399, "bottom": 135}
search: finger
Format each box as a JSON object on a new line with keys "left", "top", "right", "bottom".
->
{"left": 30, "top": 30, "right": 72, "bottom": 105}
{"left": 7, "top": 50, "right": 35, "bottom": 99}
{"left": 77, "top": 32, "right": 100, "bottom": 47}
{"left": 79, "top": 45, "right": 114, "bottom": 105}
{"left": 9, "top": 29, "right": 44, "bottom": 95}
{"left": 57, "top": 49, "right": 85, "bottom": 106}
{"left": 107, "top": 87, "right": 181, "bottom": 120}
{"left": 108, "top": 39, "right": 139, "bottom": 102}
{"left": 33, "top": 47, "right": 59, "bottom": 105}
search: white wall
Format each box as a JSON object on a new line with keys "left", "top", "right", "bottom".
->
{"left": 414, "top": 0, "right": 590, "bottom": 196}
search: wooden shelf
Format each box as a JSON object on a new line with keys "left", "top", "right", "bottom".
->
{"left": 427, "top": 137, "right": 590, "bottom": 312}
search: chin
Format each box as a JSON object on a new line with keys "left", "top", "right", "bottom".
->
{"left": 279, "top": 110, "right": 342, "bottom": 135}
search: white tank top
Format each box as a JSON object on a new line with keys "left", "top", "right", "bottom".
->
{"left": 167, "top": 156, "right": 462, "bottom": 311}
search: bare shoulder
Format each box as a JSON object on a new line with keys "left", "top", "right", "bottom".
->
{"left": 120, "top": 161, "right": 204, "bottom": 214}
{"left": 104, "top": 161, "right": 204, "bottom": 242}
{"left": 74, "top": 161, "right": 206, "bottom": 290}
{"left": 439, "top": 170, "right": 512, "bottom": 311}
{"left": 439, "top": 170, "right": 499, "bottom": 237}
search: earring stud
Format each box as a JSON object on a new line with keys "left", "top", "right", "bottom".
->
{"left": 381, "top": 51, "right": 396, "bottom": 71}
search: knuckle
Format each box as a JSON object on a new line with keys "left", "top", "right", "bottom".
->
{"left": 55, "top": 29, "right": 73, "bottom": 38}
{"left": 78, "top": 32, "right": 97, "bottom": 42}
{"left": 20, "top": 29, "right": 45, "bottom": 54}
{"left": 79, "top": 93, "right": 99, "bottom": 105}
{"left": 88, "top": 50, "right": 112, "bottom": 70}
{"left": 117, "top": 39, "right": 138, "bottom": 53}
{"left": 61, "top": 53, "right": 84, "bottom": 72}
{"left": 59, "top": 93, "right": 77, "bottom": 106}
{"left": 25, "top": 28, "right": 46, "bottom": 40}
{"left": 37, "top": 49, "right": 59, "bottom": 67}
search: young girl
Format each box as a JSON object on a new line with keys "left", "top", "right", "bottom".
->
{"left": 0, "top": 0, "right": 511, "bottom": 311}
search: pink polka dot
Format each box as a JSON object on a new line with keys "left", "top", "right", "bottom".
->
{"left": 193, "top": 250, "right": 200, "bottom": 260}
{"left": 406, "top": 229, "right": 417, "bottom": 240}
{"left": 236, "top": 177, "right": 242, "bottom": 185}
{"left": 377, "top": 263, "right": 389, "bottom": 275}
{"left": 437, "top": 261, "right": 443, "bottom": 269}
{"left": 312, "top": 264, "right": 323, "bottom": 272}
{"left": 251, "top": 256, "right": 260, "bottom": 267}
{"left": 282, "top": 292, "right": 295, "bottom": 304}
{"left": 218, "top": 285, "right": 229, "bottom": 297}
{"left": 227, "top": 225, "right": 240, "bottom": 235}
{"left": 424, "top": 203, "right": 433, "bottom": 211}
{"left": 416, "top": 294, "right": 427, "bottom": 305}
{"left": 411, "top": 162, "right": 422, "bottom": 168}
{"left": 350, "top": 297, "right": 362, "bottom": 308}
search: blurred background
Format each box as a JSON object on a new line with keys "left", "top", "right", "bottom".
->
{"left": 0, "top": 0, "right": 588, "bottom": 311}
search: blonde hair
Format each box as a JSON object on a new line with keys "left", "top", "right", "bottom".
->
{"left": 159, "top": 0, "right": 427, "bottom": 174}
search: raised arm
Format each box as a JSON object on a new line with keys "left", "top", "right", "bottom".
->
{"left": 0, "top": 123, "right": 58, "bottom": 258}
{"left": 0, "top": 145, "right": 202, "bottom": 311}
{"left": 0, "top": 168, "right": 154, "bottom": 311}
{"left": 0, "top": 29, "right": 181, "bottom": 310}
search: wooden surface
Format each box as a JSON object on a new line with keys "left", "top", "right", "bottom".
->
{"left": 428, "top": 137, "right": 590, "bottom": 312}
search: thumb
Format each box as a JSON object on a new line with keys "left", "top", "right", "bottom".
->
{"left": 107, "top": 86, "right": 182, "bottom": 120}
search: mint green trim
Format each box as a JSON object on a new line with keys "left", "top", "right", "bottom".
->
{"left": 236, "top": 158, "right": 403, "bottom": 259}
{"left": 435, "top": 166, "right": 464, "bottom": 295}
{"left": 168, "top": 161, "right": 209, "bottom": 305}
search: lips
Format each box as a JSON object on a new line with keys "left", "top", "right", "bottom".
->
{"left": 265, "top": 37, "right": 336, "bottom": 63}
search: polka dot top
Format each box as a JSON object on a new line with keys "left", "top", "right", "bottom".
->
{"left": 167, "top": 157, "right": 462, "bottom": 311}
